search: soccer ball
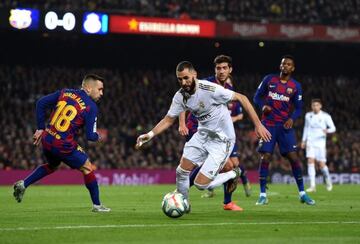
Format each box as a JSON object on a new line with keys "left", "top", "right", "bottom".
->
{"left": 161, "top": 191, "right": 189, "bottom": 218}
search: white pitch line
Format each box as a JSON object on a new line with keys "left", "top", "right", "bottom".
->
{"left": 0, "top": 221, "right": 359, "bottom": 232}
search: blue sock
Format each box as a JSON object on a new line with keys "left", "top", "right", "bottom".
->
{"left": 24, "top": 164, "right": 54, "bottom": 188}
{"left": 239, "top": 164, "right": 248, "bottom": 185}
{"left": 189, "top": 167, "right": 201, "bottom": 187}
{"left": 259, "top": 160, "right": 270, "bottom": 193}
{"left": 289, "top": 160, "right": 305, "bottom": 192}
{"left": 84, "top": 172, "right": 100, "bottom": 205}
{"left": 223, "top": 182, "right": 232, "bottom": 204}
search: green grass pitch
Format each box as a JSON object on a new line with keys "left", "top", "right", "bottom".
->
{"left": 0, "top": 184, "right": 359, "bottom": 244}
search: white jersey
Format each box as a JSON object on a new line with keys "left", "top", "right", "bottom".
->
{"left": 302, "top": 110, "right": 336, "bottom": 148}
{"left": 167, "top": 79, "right": 235, "bottom": 141}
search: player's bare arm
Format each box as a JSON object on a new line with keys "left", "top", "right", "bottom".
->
{"left": 232, "top": 92, "right": 271, "bottom": 142}
{"left": 136, "top": 115, "right": 176, "bottom": 149}
{"left": 178, "top": 111, "right": 189, "bottom": 136}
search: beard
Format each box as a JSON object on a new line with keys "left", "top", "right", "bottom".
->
{"left": 180, "top": 78, "right": 196, "bottom": 102}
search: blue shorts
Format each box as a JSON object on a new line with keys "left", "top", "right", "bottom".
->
{"left": 257, "top": 125, "right": 298, "bottom": 155}
{"left": 43, "top": 146, "right": 88, "bottom": 169}
{"left": 230, "top": 142, "right": 238, "bottom": 158}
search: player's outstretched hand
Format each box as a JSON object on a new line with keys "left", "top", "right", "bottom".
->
{"left": 283, "top": 118, "right": 294, "bottom": 129}
{"left": 135, "top": 131, "right": 154, "bottom": 149}
{"left": 33, "top": 129, "right": 44, "bottom": 146}
{"left": 178, "top": 124, "right": 189, "bottom": 136}
{"left": 255, "top": 124, "right": 272, "bottom": 142}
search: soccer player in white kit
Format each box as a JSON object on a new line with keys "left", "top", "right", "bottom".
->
{"left": 136, "top": 61, "right": 271, "bottom": 211}
{"left": 301, "top": 98, "right": 336, "bottom": 192}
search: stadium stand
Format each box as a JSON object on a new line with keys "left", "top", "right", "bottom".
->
{"left": 1, "top": 0, "right": 359, "bottom": 26}
{"left": 0, "top": 66, "right": 359, "bottom": 172}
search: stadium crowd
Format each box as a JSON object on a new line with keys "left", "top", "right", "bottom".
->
{"left": 0, "top": 66, "right": 359, "bottom": 173}
{"left": 1, "top": 0, "right": 359, "bottom": 26}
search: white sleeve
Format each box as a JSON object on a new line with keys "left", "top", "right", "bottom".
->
{"left": 213, "top": 84, "right": 234, "bottom": 104}
{"left": 302, "top": 114, "right": 309, "bottom": 142}
{"left": 325, "top": 113, "right": 336, "bottom": 133}
{"left": 166, "top": 93, "right": 186, "bottom": 118}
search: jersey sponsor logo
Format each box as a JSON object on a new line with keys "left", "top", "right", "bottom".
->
{"left": 196, "top": 113, "right": 211, "bottom": 121}
{"left": 268, "top": 91, "right": 290, "bottom": 102}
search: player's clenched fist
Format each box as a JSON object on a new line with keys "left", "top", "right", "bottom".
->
{"left": 135, "top": 131, "right": 155, "bottom": 149}
{"left": 262, "top": 105, "right": 272, "bottom": 115}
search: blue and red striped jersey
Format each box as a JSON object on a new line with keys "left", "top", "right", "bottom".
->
{"left": 36, "top": 88, "right": 99, "bottom": 154}
{"left": 253, "top": 74, "right": 303, "bottom": 126}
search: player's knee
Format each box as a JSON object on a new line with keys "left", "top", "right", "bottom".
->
{"left": 194, "top": 181, "right": 208, "bottom": 191}
{"left": 261, "top": 153, "right": 272, "bottom": 162}
{"left": 80, "top": 161, "right": 94, "bottom": 175}
{"left": 176, "top": 165, "right": 190, "bottom": 177}
{"left": 222, "top": 163, "right": 233, "bottom": 172}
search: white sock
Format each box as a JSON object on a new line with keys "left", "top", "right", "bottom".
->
{"left": 321, "top": 166, "right": 331, "bottom": 182}
{"left": 260, "top": 192, "right": 267, "bottom": 197}
{"left": 176, "top": 166, "right": 191, "bottom": 200}
{"left": 207, "top": 171, "right": 236, "bottom": 190}
{"left": 299, "top": 191, "right": 306, "bottom": 197}
{"left": 308, "top": 164, "right": 316, "bottom": 188}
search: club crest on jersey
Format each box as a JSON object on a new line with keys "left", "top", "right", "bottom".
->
{"left": 198, "top": 101, "right": 205, "bottom": 109}
{"left": 286, "top": 88, "right": 293, "bottom": 94}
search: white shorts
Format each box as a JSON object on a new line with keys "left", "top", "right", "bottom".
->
{"left": 182, "top": 131, "right": 234, "bottom": 180}
{"left": 306, "top": 145, "right": 327, "bottom": 162}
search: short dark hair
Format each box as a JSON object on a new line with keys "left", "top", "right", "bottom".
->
{"left": 83, "top": 74, "right": 104, "bottom": 84}
{"left": 311, "top": 98, "right": 322, "bottom": 104}
{"left": 176, "top": 61, "right": 195, "bottom": 72}
{"left": 282, "top": 54, "right": 295, "bottom": 64}
{"left": 214, "top": 55, "right": 232, "bottom": 68}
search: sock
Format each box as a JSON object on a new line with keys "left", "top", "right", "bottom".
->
{"left": 84, "top": 172, "right": 100, "bottom": 205}
{"left": 239, "top": 164, "right": 248, "bottom": 185}
{"left": 259, "top": 159, "right": 270, "bottom": 193}
{"left": 290, "top": 160, "right": 305, "bottom": 192}
{"left": 176, "top": 166, "right": 191, "bottom": 200}
{"left": 189, "top": 167, "right": 201, "bottom": 187}
{"left": 223, "top": 182, "right": 232, "bottom": 204}
{"left": 299, "top": 191, "right": 306, "bottom": 197}
{"left": 321, "top": 165, "right": 331, "bottom": 182}
{"left": 308, "top": 163, "right": 316, "bottom": 188}
{"left": 207, "top": 171, "right": 236, "bottom": 190}
{"left": 24, "top": 164, "right": 55, "bottom": 188}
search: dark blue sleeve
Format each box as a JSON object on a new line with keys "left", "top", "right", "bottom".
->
{"left": 84, "top": 104, "right": 99, "bottom": 141}
{"left": 36, "top": 91, "right": 61, "bottom": 129}
{"left": 253, "top": 75, "right": 271, "bottom": 110}
{"left": 231, "top": 102, "right": 242, "bottom": 116}
{"left": 290, "top": 82, "right": 303, "bottom": 121}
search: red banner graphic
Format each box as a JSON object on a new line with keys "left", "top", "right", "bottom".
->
{"left": 109, "top": 15, "right": 216, "bottom": 37}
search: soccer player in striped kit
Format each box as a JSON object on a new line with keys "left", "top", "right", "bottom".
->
{"left": 13, "top": 74, "right": 110, "bottom": 212}
{"left": 253, "top": 55, "right": 315, "bottom": 205}
{"left": 301, "top": 98, "right": 336, "bottom": 192}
